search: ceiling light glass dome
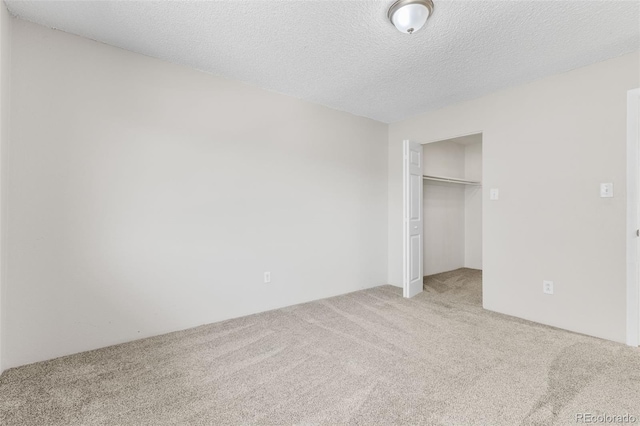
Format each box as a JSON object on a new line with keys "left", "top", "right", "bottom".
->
{"left": 388, "top": 0, "right": 434, "bottom": 34}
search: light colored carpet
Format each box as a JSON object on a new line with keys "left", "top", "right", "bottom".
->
{"left": 1, "top": 268, "right": 639, "bottom": 425}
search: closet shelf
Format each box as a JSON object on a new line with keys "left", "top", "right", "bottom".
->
{"left": 423, "top": 175, "right": 481, "bottom": 186}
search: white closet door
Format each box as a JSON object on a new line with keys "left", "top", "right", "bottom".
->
{"left": 403, "top": 140, "right": 423, "bottom": 298}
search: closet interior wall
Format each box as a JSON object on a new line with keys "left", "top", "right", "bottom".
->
{"left": 423, "top": 137, "right": 482, "bottom": 276}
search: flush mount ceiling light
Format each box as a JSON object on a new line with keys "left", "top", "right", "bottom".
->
{"left": 388, "top": 0, "right": 434, "bottom": 34}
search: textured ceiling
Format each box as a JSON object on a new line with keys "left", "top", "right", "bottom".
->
{"left": 5, "top": 0, "right": 640, "bottom": 123}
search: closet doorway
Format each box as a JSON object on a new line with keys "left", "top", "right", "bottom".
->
{"left": 403, "top": 133, "right": 483, "bottom": 306}
{"left": 422, "top": 133, "right": 482, "bottom": 306}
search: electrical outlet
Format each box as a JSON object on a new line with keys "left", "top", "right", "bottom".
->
{"left": 264, "top": 272, "right": 271, "bottom": 283}
{"left": 543, "top": 280, "right": 554, "bottom": 295}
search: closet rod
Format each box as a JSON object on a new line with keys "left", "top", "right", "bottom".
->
{"left": 423, "top": 175, "right": 481, "bottom": 186}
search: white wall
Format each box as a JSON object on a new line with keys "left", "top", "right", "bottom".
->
{"left": 423, "top": 140, "right": 465, "bottom": 178}
{"left": 464, "top": 142, "right": 482, "bottom": 269}
{"left": 5, "top": 20, "right": 388, "bottom": 369}
{"left": 0, "top": 0, "right": 11, "bottom": 374}
{"left": 423, "top": 141, "right": 465, "bottom": 275}
{"left": 389, "top": 52, "right": 640, "bottom": 343}
{"left": 422, "top": 139, "right": 482, "bottom": 275}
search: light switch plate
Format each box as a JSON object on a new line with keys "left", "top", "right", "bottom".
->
{"left": 600, "top": 183, "right": 613, "bottom": 198}
{"left": 490, "top": 188, "right": 499, "bottom": 200}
